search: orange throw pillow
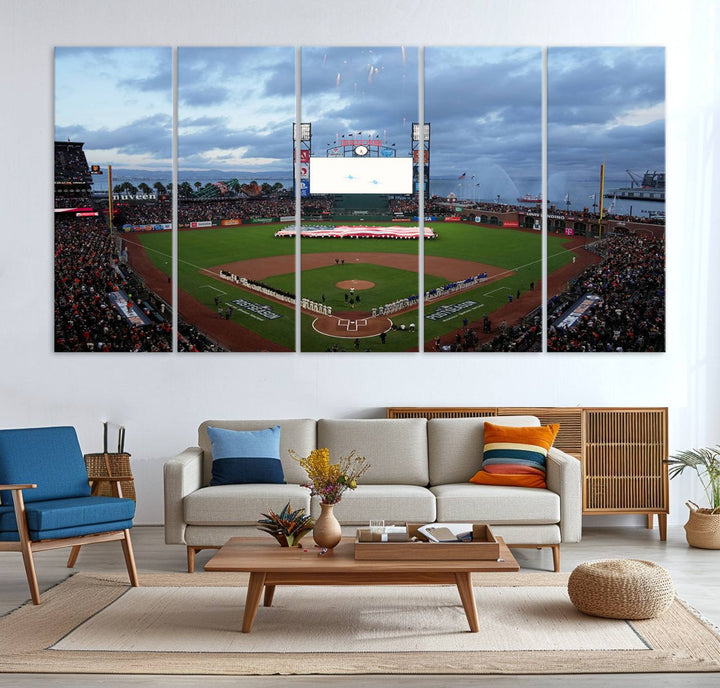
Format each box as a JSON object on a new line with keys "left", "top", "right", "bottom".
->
{"left": 469, "top": 422, "right": 560, "bottom": 489}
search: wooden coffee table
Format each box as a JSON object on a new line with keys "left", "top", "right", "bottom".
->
{"left": 204, "top": 536, "right": 519, "bottom": 633}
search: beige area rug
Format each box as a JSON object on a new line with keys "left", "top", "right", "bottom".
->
{"left": 1, "top": 572, "right": 719, "bottom": 675}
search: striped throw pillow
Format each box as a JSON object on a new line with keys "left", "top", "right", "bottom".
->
{"left": 469, "top": 422, "right": 560, "bottom": 489}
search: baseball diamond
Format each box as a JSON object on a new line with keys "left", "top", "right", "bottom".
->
{"left": 129, "top": 221, "right": 600, "bottom": 352}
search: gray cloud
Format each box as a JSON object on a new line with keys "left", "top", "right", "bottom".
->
{"left": 56, "top": 114, "right": 172, "bottom": 159}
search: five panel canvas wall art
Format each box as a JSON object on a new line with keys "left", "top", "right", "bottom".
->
{"left": 54, "top": 46, "right": 665, "bottom": 353}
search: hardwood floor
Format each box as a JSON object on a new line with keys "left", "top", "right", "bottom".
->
{"left": 1, "top": 525, "right": 718, "bottom": 687}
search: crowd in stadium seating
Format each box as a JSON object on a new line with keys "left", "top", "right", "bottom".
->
{"left": 54, "top": 144, "right": 91, "bottom": 183}
{"left": 546, "top": 233, "right": 665, "bottom": 352}
{"left": 54, "top": 216, "right": 178, "bottom": 352}
{"left": 388, "top": 198, "right": 458, "bottom": 216}
{"left": 481, "top": 313, "right": 541, "bottom": 352}
{"left": 177, "top": 323, "right": 225, "bottom": 352}
{"left": 55, "top": 198, "right": 93, "bottom": 209}
{"left": 55, "top": 216, "right": 173, "bottom": 352}
{"left": 114, "top": 201, "right": 171, "bottom": 225}
{"left": 112, "top": 196, "right": 337, "bottom": 227}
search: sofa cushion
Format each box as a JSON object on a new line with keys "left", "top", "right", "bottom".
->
{"left": 0, "top": 426, "right": 91, "bottom": 505}
{"left": 198, "top": 420, "right": 316, "bottom": 487}
{"left": 0, "top": 496, "right": 134, "bottom": 540}
{"left": 317, "top": 419, "right": 428, "bottom": 486}
{"left": 206, "top": 425, "right": 284, "bottom": 486}
{"left": 427, "top": 416, "right": 540, "bottom": 486}
{"left": 430, "top": 483, "right": 560, "bottom": 524}
{"left": 184, "top": 484, "right": 311, "bottom": 526}
{"left": 470, "top": 422, "right": 559, "bottom": 489}
{"left": 489, "top": 524, "right": 561, "bottom": 546}
{"left": 312, "top": 485, "right": 436, "bottom": 525}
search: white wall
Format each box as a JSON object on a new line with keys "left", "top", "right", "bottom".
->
{"left": 1, "top": 0, "right": 718, "bottom": 525}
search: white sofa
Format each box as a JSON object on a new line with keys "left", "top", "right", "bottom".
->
{"left": 164, "top": 416, "right": 582, "bottom": 572}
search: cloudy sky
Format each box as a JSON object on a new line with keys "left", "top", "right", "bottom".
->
{"left": 55, "top": 45, "right": 664, "bottom": 187}
{"left": 548, "top": 47, "right": 665, "bottom": 183}
{"left": 425, "top": 46, "right": 541, "bottom": 199}
{"left": 55, "top": 47, "right": 172, "bottom": 170}
{"left": 301, "top": 46, "right": 418, "bottom": 150}
{"left": 178, "top": 47, "right": 295, "bottom": 171}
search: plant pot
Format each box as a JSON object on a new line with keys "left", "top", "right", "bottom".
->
{"left": 313, "top": 502, "right": 342, "bottom": 549}
{"left": 684, "top": 501, "right": 720, "bottom": 549}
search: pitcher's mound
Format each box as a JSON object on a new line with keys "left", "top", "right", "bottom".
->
{"left": 336, "top": 280, "right": 375, "bottom": 290}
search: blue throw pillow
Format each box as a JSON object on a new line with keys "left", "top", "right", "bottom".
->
{"left": 207, "top": 426, "right": 285, "bottom": 486}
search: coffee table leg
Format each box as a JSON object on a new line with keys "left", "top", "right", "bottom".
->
{"left": 242, "top": 572, "right": 266, "bottom": 633}
{"left": 263, "top": 584, "right": 276, "bottom": 607}
{"left": 455, "top": 572, "right": 479, "bottom": 633}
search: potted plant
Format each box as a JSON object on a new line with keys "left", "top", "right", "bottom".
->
{"left": 290, "top": 447, "right": 370, "bottom": 550}
{"left": 257, "top": 502, "right": 314, "bottom": 547}
{"left": 666, "top": 446, "right": 720, "bottom": 549}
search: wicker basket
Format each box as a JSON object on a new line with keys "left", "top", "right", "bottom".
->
{"left": 84, "top": 452, "right": 136, "bottom": 501}
{"left": 684, "top": 501, "right": 720, "bottom": 549}
{"left": 568, "top": 559, "right": 675, "bottom": 619}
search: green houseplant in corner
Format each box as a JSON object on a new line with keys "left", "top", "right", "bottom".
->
{"left": 666, "top": 446, "right": 720, "bottom": 549}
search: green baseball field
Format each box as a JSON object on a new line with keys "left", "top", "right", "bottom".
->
{"left": 137, "top": 222, "right": 577, "bottom": 352}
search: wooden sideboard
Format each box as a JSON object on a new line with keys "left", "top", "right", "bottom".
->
{"left": 386, "top": 406, "right": 669, "bottom": 539}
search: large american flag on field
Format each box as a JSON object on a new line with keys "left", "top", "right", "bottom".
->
{"left": 274, "top": 225, "right": 437, "bottom": 239}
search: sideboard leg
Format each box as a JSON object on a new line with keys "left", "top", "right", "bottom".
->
{"left": 658, "top": 513, "right": 667, "bottom": 541}
{"left": 646, "top": 513, "right": 654, "bottom": 529}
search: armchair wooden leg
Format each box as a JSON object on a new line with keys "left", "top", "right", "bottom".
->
{"left": 121, "top": 529, "right": 139, "bottom": 587}
{"left": 11, "top": 489, "right": 41, "bottom": 605}
{"left": 19, "top": 539, "right": 41, "bottom": 605}
{"left": 551, "top": 545, "right": 560, "bottom": 573}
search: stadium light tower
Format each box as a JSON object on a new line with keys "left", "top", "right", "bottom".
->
{"left": 411, "top": 123, "right": 430, "bottom": 199}
{"left": 293, "top": 123, "right": 312, "bottom": 198}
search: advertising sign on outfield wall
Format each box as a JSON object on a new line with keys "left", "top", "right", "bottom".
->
{"left": 190, "top": 221, "right": 213, "bottom": 228}
{"left": 221, "top": 219, "right": 241, "bottom": 226}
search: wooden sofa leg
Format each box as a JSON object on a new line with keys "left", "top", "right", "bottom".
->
{"left": 66, "top": 545, "right": 81, "bottom": 568}
{"left": 551, "top": 545, "right": 560, "bottom": 573}
{"left": 187, "top": 546, "right": 197, "bottom": 574}
{"left": 121, "top": 529, "right": 140, "bottom": 587}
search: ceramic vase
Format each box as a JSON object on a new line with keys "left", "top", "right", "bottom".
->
{"left": 313, "top": 502, "right": 342, "bottom": 549}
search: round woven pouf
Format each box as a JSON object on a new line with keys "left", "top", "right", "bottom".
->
{"left": 568, "top": 559, "right": 675, "bottom": 619}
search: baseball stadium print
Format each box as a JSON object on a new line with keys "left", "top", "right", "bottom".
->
{"left": 173, "top": 47, "right": 297, "bottom": 352}
{"left": 422, "top": 47, "right": 543, "bottom": 352}
{"left": 546, "top": 47, "right": 665, "bottom": 352}
{"left": 54, "top": 47, "right": 174, "bottom": 352}
{"left": 53, "top": 45, "right": 665, "bottom": 354}
{"left": 299, "top": 46, "right": 421, "bottom": 352}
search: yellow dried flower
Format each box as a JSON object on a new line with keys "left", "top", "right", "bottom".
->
{"left": 289, "top": 447, "right": 370, "bottom": 505}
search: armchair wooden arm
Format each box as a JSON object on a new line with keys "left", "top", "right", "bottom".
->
{"left": 0, "top": 484, "right": 37, "bottom": 491}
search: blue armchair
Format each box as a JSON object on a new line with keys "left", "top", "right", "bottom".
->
{"left": 0, "top": 426, "right": 139, "bottom": 604}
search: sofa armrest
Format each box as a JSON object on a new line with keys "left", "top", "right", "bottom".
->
{"left": 546, "top": 447, "right": 582, "bottom": 543}
{"left": 163, "top": 447, "right": 203, "bottom": 545}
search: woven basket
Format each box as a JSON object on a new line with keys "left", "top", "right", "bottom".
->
{"left": 684, "top": 501, "right": 720, "bottom": 549}
{"left": 568, "top": 559, "right": 675, "bottom": 619}
{"left": 84, "top": 453, "right": 136, "bottom": 501}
